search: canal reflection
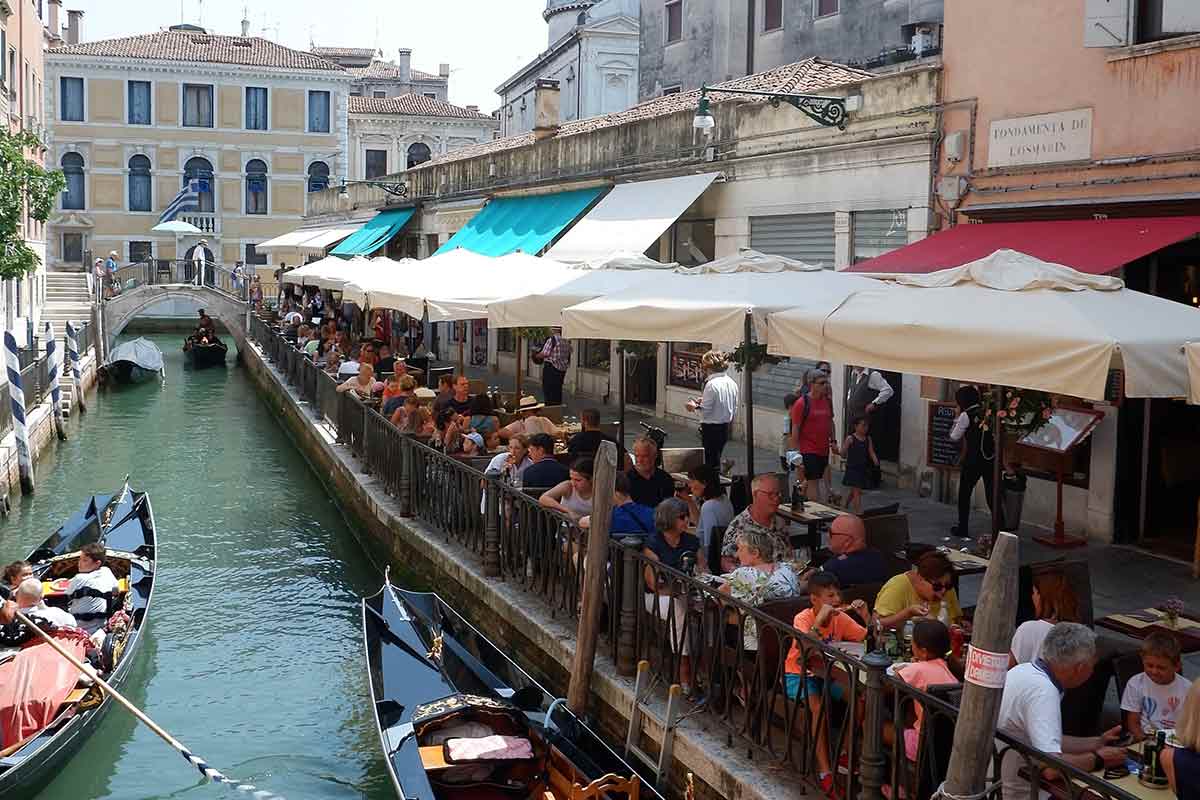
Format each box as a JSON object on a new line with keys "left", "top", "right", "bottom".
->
{"left": 1, "top": 334, "right": 407, "bottom": 799}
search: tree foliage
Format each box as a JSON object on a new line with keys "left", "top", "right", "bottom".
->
{"left": 0, "top": 131, "right": 66, "bottom": 279}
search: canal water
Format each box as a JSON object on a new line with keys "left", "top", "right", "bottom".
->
{"left": 1, "top": 334, "right": 400, "bottom": 800}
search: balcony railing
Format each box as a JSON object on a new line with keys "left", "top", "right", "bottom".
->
{"left": 178, "top": 212, "right": 218, "bottom": 235}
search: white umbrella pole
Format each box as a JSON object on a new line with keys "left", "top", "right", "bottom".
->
{"left": 744, "top": 312, "right": 755, "bottom": 482}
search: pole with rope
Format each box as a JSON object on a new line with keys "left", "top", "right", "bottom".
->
{"left": 45, "top": 322, "right": 67, "bottom": 440}
{"left": 4, "top": 331, "right": 34, "bottom": 494}
{"left": 66, "top": 320, "right": 87, "bottom": 413}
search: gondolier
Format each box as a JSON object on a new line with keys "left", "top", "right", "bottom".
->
{"left": 686, "top": 350, "right": 739, "bottom": 469}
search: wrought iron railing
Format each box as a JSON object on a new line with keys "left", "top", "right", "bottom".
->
{"left": 105, "top": 261, "right": 251, "bottom": 303}
{"left": 244, "top": 315, "right": 1145, "bottom": 800}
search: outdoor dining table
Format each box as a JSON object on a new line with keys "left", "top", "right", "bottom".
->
{"left": 1096, "top": 607, "right": 1200, "bottom": 654}
{"left": 1021, "top": 746, "right": 1172, "bottom": 800}
{"left": 942, "top": 549, "right": 991, "bottom": 577}
{"left": 776, "top": 501, "right": 841, "bottom": 552}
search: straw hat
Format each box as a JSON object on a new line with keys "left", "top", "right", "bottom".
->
{"left": 517, "top": 395, "right": 544, "bottom": 412}
{"left": 414, "top": 387, "right": 437, "bottom": 400}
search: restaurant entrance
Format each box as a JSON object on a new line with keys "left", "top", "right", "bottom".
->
{"left": 1115, "top": 238, "right": 1200, "bottom": 560}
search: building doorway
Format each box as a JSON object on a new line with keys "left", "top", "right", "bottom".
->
{"left": 1115, "top": 238, "right": 1200, "bottom": 559}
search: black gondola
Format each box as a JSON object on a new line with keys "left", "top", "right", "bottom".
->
{"left": 0, "top": 484, "right": 157, "bottom": 799}
{"left": 183, "top": 334, "right": 228, "bottom": 368}
{"left": 363, "top": 580, "right": 659, "bottom": 800}
{"left": 98, "top": 337, "right": 164, "bottom": 385}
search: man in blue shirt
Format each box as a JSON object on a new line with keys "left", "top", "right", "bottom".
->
{"left": 581, "top": 471, "right": 655, "bottom": 536}
{"left": 819, "top": 514, "right": 889, "bottom": 587}
{"left": 522, "top": 434, "right": 570, "bottom": 489}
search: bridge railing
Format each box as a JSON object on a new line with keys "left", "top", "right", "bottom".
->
{"left": 106, "top": 261, "right": 250, "bottom": 304}
{"left": 243, "top": 315, "right": 1143, "bottom": 800}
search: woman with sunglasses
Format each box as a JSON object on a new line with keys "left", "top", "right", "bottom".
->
{"left": 873, "top": 551, "right": 963, "bottom": 630}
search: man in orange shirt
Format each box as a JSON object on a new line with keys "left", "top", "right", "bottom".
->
{"left": 785, "top": 572, "right": 870, "bottom": 796}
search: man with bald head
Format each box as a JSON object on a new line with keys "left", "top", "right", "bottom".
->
{"left": 819, "top": 514, "right": 889, "bottom": 587}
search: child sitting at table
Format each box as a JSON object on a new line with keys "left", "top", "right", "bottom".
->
{"left": 1121, "top": 631, "right": 1191, "bottom": 740}
{"left": 785, "top": 572, "right": 870, "bottom": 795}
{"left": 886, "top": 618, "right": 959, "bottom": 762}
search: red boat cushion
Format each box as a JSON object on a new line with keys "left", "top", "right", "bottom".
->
{"left": 0, "top": 638, "right": 87, "bottom": 748}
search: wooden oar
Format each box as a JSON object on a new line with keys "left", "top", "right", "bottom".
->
{"left": 13, "top": 610, "right": 287, "bottom": 799}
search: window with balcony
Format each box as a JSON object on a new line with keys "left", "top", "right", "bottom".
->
{"left": 407, "top": 142, "right": 432, "bottom": 169}
{"left": 245, "top": 87, "right": 268, "bottom": 130}
{"left": 60, "top": 77, "right": 84, "bottom": 121}
{"left": 183, "top": 156, "right": 214, "bottom": 213}
{"left": 308, "top": 90, "right": 331, "bottom": 132}
{"left": 665, "top": 1, "right": 683, "bottom": 43}
{"left": 61, "top": 152, "right": 84, "bottom": 209}
{"left": 183, "top": 84, "right": 213, "bottom": 127}
{"left": 62, "top": 232, "right": 84, "bottom": 264}
{"left": 815, "top": 0, "right": 839, "bottom": 17}
{"left": 307, "top": 161, "right": 330, "bottom": 192}
{"left": 245, "top": 159, "right": 268, "bottom": 215}
{"left": 365, "top": 149, "right": 388, "bottom": 179}
{"left": 129, "top": 241, "right": 152, "bottom": 263}
{"left": 764, "top": 0, "right": 783, "bottom": 31}
{"left": 128, "top": 154, "right": 152, "bottom": 212}
{"left": 128, "top": 80, "right": 151, "bottom": 124}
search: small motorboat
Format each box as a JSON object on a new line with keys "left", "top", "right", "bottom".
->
{"left": 99, "top": 338, "right": 163, "bottom": 385}
{"left": 363, "top": 581, "right": 658, "bottom": 800}
{"left": 0, "top": 481, "right": 157, "bottom": 799}
{"left": 182, "top": 334, "right": 228, "bottom": 368}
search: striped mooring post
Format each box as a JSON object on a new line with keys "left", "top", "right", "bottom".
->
{"left": 4, "top": 331, "right": 35, "bottom": 494}
{"left": 45, "top": 322, "right": 66, "bottom": 440}
{"left": 66, "top": 321, "right": 86, "bottom": 414}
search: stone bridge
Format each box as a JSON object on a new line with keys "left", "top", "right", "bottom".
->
{"left": 101, "top": 284, "right": 248, "bottom": 355}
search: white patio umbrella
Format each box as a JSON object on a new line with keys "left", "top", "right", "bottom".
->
{"left": 281, "top": 255, "right": 368, "bottom": 286}
{"left": 150, "top": 219, "right": 203, "bottom": 234}
{"left": 766, "top": 249, "right": 1200, "bottom": 401}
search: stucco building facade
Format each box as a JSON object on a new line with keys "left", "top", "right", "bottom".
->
{"left": 348, "top": 94, "right": 497, "bottom": 183}
{"left": 44, "top": 24, "right": 351, "bottom": 273}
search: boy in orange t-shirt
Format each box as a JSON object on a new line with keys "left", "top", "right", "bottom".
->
{"left": 785, "top": 572, "right": 869, "bottom": 795}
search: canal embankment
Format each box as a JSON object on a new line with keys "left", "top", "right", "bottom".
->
{"left": 241, "top": 331, "right": 790, "bottom": 800}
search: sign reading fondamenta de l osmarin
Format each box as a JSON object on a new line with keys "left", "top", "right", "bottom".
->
{"left": 987, "top": 108, "right": 1093, "bottom": 168}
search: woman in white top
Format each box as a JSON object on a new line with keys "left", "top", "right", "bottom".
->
{"left": 481, "top": 434, "right": 533, "bottom": 514}
{"left": 1009, "top": 570, "right": 1079, "bottom": 668}
{"left": 682, "top": 464, "right": 734, "bottom": 559}
{"left": 538, "top": 458, "right": 594, "bottom": 521}
{"left": 336, "top": 362, "right": 376, "bottom": 398}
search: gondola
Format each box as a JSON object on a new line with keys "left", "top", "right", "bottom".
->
{"left": 182, "top": 334, "right": 228, "bottom": 368}
{"left": 99, "top": 337, "right": 164, "bottom": 385}
{"left": 0, "top": 482, "right": 157, "bottom": 799}
{"left": 362, "top": 580, "right": 660, "bottom": 800}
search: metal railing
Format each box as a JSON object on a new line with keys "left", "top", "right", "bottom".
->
{"left": 245, "top": 314, "right": 1144, "bottom": 800}
{"left": 104, "top": 261, "right": 251, "bottom": 303}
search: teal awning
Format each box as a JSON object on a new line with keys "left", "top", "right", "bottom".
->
{"left": 330, "top": 208, "right": 415, "bottom": 258}
{"left": 434, "top": 187, "right": 604, "bottom": 257}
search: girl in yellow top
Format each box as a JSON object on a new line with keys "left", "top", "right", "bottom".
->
{"left": 873, "top": 551, "right": 963, "bottom": 630}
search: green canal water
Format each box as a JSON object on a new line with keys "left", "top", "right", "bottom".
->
{"left": 1, "top": 334, "right": 400, "bottom": 800}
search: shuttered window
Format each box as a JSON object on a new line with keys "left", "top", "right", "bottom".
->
{"left": 749, "top": 213, "right": 835, "bottom": 268}
{"left": 852, "top": 209, "right": 907, "bottom": 264}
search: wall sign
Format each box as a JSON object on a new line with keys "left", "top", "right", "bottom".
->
{"left": 987, "top": 108, "right": 1093, "bottom": 168}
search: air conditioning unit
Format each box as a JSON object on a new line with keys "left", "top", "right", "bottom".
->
{"left": 902, "top": 22, "right": 943, "bottom": 56}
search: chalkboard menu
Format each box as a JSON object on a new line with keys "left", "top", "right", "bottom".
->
{"left": 927, "top": 402, "right": 961, "bottom": 470}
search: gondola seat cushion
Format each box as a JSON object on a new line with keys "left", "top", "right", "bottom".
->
{"left": 445, "top": 735, "right": 534, "bottom": 762}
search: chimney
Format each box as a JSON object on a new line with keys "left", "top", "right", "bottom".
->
{"left": 439, "top": 62, "right": 451, "bottom": 78}
{"left": 48, "top": 0, "right": 62, "bottom": 40}
{"left": 532, "top": 79, "right": 561, "bottom": 140}
{"left": 66, "top": 9, "right": 83, "bottom": 45}
{"left": 241, "top": 15, "right": 251, "bottom": 37}
{"left": 397, "top": 48, "right": 412, "bottom": 84}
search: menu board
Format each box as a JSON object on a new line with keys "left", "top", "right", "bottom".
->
{"left": 927, "top": 402, "right": 961, "bottom": 470}
{"left": 1019, "top": 407, "right": 1104, "bottom": 454}
{"left": 669, "top": 350, "right": 704, "bottom": 391}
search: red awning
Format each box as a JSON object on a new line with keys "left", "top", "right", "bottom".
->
{"left": 848, "top": 216, "right": 1200, "bottom": 275}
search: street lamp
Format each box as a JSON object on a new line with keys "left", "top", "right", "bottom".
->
{"left": 692, "top": 85, "right": 854, "bottom": 133}
{"left": 338, "top": 177, "right": 409, "bottom": 199}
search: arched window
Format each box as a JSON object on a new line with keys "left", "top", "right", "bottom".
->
{"left": 128, "top": 154, "right": 152, "bottom": 212}
{"left": 61, "top": 152, "right": 85, "bottom": 210}
{"left": 245, "top": 159, "right": 268, "bottom": 214}
{"left": 407, "top": 142, "right": 432, "bottom": 169}
{"left": 183, "top": 156, "right": 214, "bottom": 213}
{"left": 307, "top": 161, "right": 330, "bottom": 192}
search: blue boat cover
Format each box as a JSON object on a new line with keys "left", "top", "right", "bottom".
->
{"left": 434, "top": 187, "right": 604, "bottom": 257}
{"left": 331, "top": 208, "right": 415, "bottom": 258}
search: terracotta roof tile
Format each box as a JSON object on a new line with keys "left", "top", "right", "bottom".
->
{"left": 349, "top": 93, "right": 493, "bottom": 120}
{"left": 349, "top": 60, "right": 441, "bottom": 81}
{"left": 311, "top": 46, "right": 377, "bottom": 59}
{"left": 49, "top": 31, "right": 345, "bottom": 72}
{"left": 431, "top": 57, "right": 870, "bottom": 166}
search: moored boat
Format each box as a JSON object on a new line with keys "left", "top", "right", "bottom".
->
{"left": 0, "top": 483, "right": 157, "bottom": 799}
{"left": 99, "top": 338, "right": 164, "bottom": 385}
{"left": 182, "top": 334, "right": 228, "bottom": 368}
{"left": 362, "top": 581, "right": 658, "bottom": 800}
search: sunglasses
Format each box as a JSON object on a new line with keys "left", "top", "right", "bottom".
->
{"left": 928, "top": 581, "right": 951, "bottom": 593}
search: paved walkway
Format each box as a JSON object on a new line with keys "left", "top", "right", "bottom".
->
{"left": 458, "top": 361, "right": 1200, "bottom": 679}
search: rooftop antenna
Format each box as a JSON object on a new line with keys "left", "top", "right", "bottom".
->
{"left": 197, "top": 0, "right": 204, "bottom": 28}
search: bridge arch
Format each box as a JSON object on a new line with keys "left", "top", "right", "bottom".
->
{"left": 102, "top": 285, "right": 247, "bottom": 355}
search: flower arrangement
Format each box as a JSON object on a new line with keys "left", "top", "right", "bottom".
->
{"left": 979, "top": 387, "right": 1053, "bottom": 440}
{"left": 1163, "top": 597, "right": 1185, "bottom": 627}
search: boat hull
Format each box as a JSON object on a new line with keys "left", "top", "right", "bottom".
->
{"left": 102, "top": 360, "right": 159, "bottom": 384}
{"left": 0, "top": 489, "right": 157, "bottom": 799}
{"left": 185, "top": 341, "right": 227, "bottom": 369}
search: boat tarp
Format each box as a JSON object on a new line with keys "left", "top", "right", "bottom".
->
{"left": 0, "top": 637, "right": 87, "bottom": 748}
{"left": 107, "top": 337, "right": 164, "bottom": 372}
